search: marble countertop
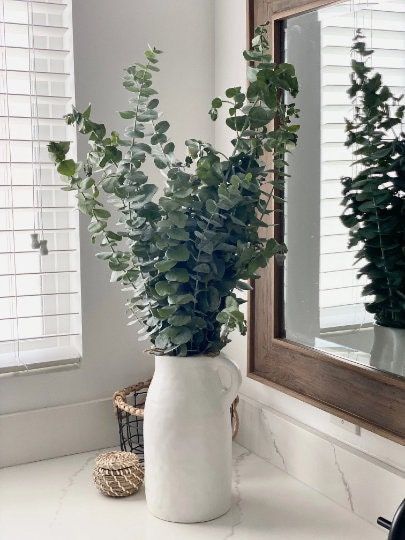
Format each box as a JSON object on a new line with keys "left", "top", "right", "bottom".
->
{"left": 0, "top": 444, "right": 385, "bottom": 540}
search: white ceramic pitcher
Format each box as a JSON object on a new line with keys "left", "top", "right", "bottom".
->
{"left": 143, "top": 354, "right": 242, "bottom": 523}
{"left": 370, "top": 324, "right": 405, "bottom": 377}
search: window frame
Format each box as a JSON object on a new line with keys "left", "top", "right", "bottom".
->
{"left": 248, "top": 0, "right": 405, "bottom": 444}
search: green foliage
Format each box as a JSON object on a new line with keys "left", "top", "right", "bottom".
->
{"left": 48, "top": 25, "right": 299, "bottom": 356}
{"left": 341, "top": 30, "right": 405, "bottom": 328}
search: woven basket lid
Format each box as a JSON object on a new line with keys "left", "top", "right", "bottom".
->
{"left": 95, "top": 451, "right": 140, "bottom": 471}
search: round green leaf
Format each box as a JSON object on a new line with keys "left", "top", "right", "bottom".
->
{"left": 155, "top": 259, "right": 177, "bottom": 272}
{"left": 57, "top": 159, "right": 76, "bottom": 177}
{"left": 206, "top": 199, "right": 217, "bottom": 214}
{"left": 119, "top": 110, "right": 136, "bottom": 119}
{"left": 166, "top": 245, "right": 190, "bottom": 262}
{"left": 167, "top": 228, "right": 189, "bottom": 241}
{"left": 165, "top": 268, "right": 189, "bottom": 282}
{"left": 248, "top": 106, "right": 273, "bottom": 128}
{"left": 194, "top": 263, "right": 210, "bottom": 273}
{"left": 168, "top": 293, "right": 194, "bottom": 305}
{"left": 93, "top": 208, "right": 111, "bottom": 219}
{"left": 163, "top": 142, "right": 175, "bottom": 154}
{"left": 155, "top": 280, "right": 179, "bottom": 297}
{"left": 155, "top": 120, "right": 170, "bottom": 133}
{"left": 147, "top": 99, "right": 159, "bottom": 109}
{"left": 151, "top": 133, "right": 167, "bottom": 145}
{"left": 168, "top": 314, "right": 192, "bottom": 326}
{"left": 154, "top": 157, "right": 168, "bottom": 169}
{"left": 156, "top": 305, "right": 177, "bottom": 319}
{"left": 171, "top": 327, "right": 192, "bottom": 345}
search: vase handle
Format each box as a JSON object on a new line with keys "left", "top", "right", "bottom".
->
{"left": 215, "top": 356, "right": 242, "bottom": 406}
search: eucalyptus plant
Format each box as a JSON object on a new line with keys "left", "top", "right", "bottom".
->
{"left": 341, "top": 30, "right": 405, "bottom": 328}
{"left": 48, "top": 24, "right": 299, "bottom": 356}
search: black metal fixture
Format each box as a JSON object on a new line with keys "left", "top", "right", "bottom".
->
{"left": 378, "top": 499, "right": 405, "bottom": 539}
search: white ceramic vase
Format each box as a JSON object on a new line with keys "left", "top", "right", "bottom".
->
{"left": 143, "top": 354, "right": 242, "bottom": 523}
{"left": 370, "top": 324, "right": 405, "bottom": 377}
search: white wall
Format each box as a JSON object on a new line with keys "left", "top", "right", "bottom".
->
{"left": 214, "top": 0, "right": 247, "bottom": 155}
{"left": 0, "top": 0, "right": 214, "bottom": 464}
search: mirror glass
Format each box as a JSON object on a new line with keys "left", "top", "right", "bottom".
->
{"left": 283, "top": 0, "right": 405, "bottom": 377}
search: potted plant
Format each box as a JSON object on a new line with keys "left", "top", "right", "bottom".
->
{"left": 48, "top": 24, "right": 299, "bottom": 522}
{"left": 341, "top": 30, "right": 405, "bottom": 376}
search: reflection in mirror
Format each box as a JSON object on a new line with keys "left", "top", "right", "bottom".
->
{"left": 284, "top": 0, "right": 405, "bottom": 377}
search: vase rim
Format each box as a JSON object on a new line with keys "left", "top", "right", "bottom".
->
{"left": 154, "top": 353, "right": 221, "bottom": 361}
{"left": 154, "top": 353, "right": 221, "bottom": 356}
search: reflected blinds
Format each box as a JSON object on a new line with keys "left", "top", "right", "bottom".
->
{"left": 0, "top": 0, "right": 80, "bottom": 371}
{"left": 319, "top": 0, "right": 405, "bottom": 329}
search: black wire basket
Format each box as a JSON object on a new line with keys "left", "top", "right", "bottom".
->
{"left": 113, "top": 379, "right": 239, "bottom": 463}
{"left": 113, "top": 380, "right": 151, "bottom": 463}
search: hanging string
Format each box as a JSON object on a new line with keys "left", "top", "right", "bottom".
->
{"left": 351, "top": 0, "right": 375, "bottom": 349}
{"left": 28, "top": 0, "right": 47, "bottom": 256}
{"left": 348, "top": 0, "right": 360, "bottom": 333}
{"left": 27, "top": 0, "right": 48, "bottom": 348}
{"left": 369, "top": 0, "right": 373, "bottom": 72}
{"left": 27, "top": 0, "right": 39, "bottom": 250}
{"left": 1, "top": 0, "right": 23, "bottom": 366}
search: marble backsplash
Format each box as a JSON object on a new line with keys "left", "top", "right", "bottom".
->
{"left": 235, "top": 395, "right": 405, "bottom": 529}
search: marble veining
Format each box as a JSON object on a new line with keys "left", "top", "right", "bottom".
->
{"left": 235, "top": 396, "right": 405, "bottom": 530}
{"left": 260, "top": 408, "right": 287, "bottom": 471}
{"left": 0, "top": 443, "right": 384, "bottom": 540}
{"left": 51, "top": 453, "right": 97, "bottom": 525}
{"left": 332, "top": 444, "right": 354, "bottom": 512}
{"left": 224, "top": 449, "right": 251, "bottom": 539}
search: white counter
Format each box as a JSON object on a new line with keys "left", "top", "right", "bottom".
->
{"left": 0, "top": 444, "right": 385, "bottom": 540}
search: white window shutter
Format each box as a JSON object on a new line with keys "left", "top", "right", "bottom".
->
{"left": 0, "top": 0, "right": 80, "bottom": 372}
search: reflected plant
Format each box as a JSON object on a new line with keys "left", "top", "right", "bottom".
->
{"left": 48, "top": 24, "right": 299, "bottom": 356}
{"left": 341, "top": 30, "right": 405, "bottom": 328}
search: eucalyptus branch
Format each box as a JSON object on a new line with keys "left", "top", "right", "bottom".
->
{"left": 341, "top": 30, "right": 405, "bottom": 328}
{"left": 48, "top": 24, "right": 300, "bottom": 356}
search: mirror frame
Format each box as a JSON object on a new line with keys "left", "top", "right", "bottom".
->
{"left": 248, "top": 0, "right": 405, "bottom": 444}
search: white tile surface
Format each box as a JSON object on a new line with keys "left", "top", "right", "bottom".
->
{"left": 0, "top": 444, "right": 384, "bottom": 540}
{"left": 235, "top": 396, "right": 405, "bottom": 529}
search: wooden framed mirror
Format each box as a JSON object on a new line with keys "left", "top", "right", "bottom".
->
{"left": 248, "top": 0, "right": 405, "bottom": 443}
